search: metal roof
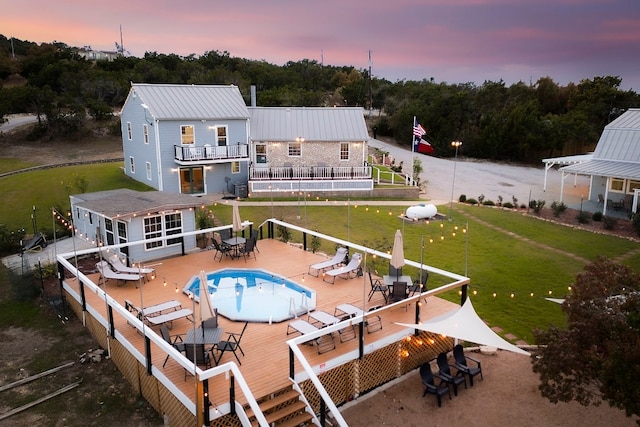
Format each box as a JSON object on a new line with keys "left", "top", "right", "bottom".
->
{"left": 248, "top": 107, "right": 370, "bottom": 141}
{"left": 543, "top": 154, "right": 593, "bottom": 165}
{"left": 559, "top": 108, "right": 640, "bottom": 179}
{"left": 131, "top": 83, "right": 249, "bottom": 120}
{"left": 72, "top": 189, "right": 202, "bottom": 218}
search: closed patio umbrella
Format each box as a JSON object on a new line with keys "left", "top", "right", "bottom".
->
{"left": 199, "top": 270, "right": 215, "bottom": 323}
{"left": 390, "top": 229, "right": 404, "bottom": 280}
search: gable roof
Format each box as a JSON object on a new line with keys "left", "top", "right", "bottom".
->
{"left": 561, "top": 108, "right": 640, "bottom": 180}
{"left": 131, "top": 83, "right": 249, "bottom": 120}
{"left": 72, "top": 189, "right": 202, "bottom": 219}
{"left": 248, "top": 107, "right": 370, "bottom": 142}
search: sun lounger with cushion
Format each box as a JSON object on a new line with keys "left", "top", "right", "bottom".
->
{"left": 108, "top": 255, "right": 155, "bottom": 280}
{"left": 96, "top": 261, "right": 142, "bottom": 286}
{"left": 124, "top": 299, "right": 182, "bottom": 319}
{"left": 322, "top": 253, "right": 362, "bottom": 283}
{"left": 286, "top": 319, "right": 335, "bottom": 354}
{"left": 308, "top": 247, "right": 348, "bottom": 276}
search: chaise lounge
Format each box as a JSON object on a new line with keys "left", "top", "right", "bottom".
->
{"left": 308, "top": 247, "right": 348, "bottom": 276}
{"left": 322, "top": 253, "right": 362, "bottom": 284}
{"left": 96, "top": 261, "right": 143, "bottom": 286}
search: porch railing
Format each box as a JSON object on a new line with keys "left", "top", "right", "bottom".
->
{"left": 174, "top": 144, "right": 249, "bottom": 162}
{"left": 250, "top": 166, "right": 372, "bottom": 180}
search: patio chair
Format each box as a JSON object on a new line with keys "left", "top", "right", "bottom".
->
{"left": 436, "top": 352, "right": 467, "bottom": 396}
{"left": 322, "top": 253, "right": 362, "bottom": 283}
{"left": 419, "top": 362, "right": 451, "bottom": 407}
{"left": 389, "top": 281, "right": 409, "bottom": 304}
{"left": 160, "top": 324, "right": 185, "bottom": 367}
{"left": 250, "top": 229, "right": 260, "bottom": 253}
{"left": 212, "top": 239, "right": 232, "bottom": 261}
{"left": 107, "top": 255, "right": 154, "bottom": 280}
{"left": 453, "top": 344, "right": 483, "bottom": 386}
{"left": 308, "top": 247, "right": 347, "bottom": 276}
{"left": 184, "top": 344, "right": 212, "bottom": 380}
{"left": 212, "top": 322, "right": 248, "bottom": 365}
{"left": 95, "top": 261, "right": 142, "bottom": 286}
{"left": 201, "top": 309, "right": 218, "bottom": 330}
{"left": 367, "top": 270, "right": 389, "bottom": 303}
{"left": 239, "top": 237, "right": 257, "bottom": 262}
{"left": 388, "top": 264, "right": 402, "bottom": 279}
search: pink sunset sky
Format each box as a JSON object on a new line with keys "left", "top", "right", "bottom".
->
{"left": 2, "top": 0, "right": 640, "bottom": 90}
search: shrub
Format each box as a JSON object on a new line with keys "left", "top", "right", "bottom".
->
{"left": 520, "top": 203, "right": 527, "bottom": 210}
{"left": 276, "top": 221, "right": 291, "bottom": 243}
{"left": 576, "top": 211, "right": 590, "bottom": 224}
{"left": 466, "top": 198, "right": 478, "bottom": 206}
{"left": 458, "top": 194, "right": 467, "bottom": 203}
{"left": 602, "top": 216, "right": 617, "bottom": 230}
{"left": 309, "top": 232, "right": 321, "bottom": 253}
{"left": 483, "top": 200, "right": 495, "bottom": 206}
{"left": 502, "top": 202, "right": 514, "bottom": 209}
{"left": 550, "top": 201, "right": 567, "bottom": 217}
{"left": 592, "top": 211, "right": 603, "bottom": 222}
{"left": 497, "top": 195, "right": 503, "bottom": 206}
{"left": 478, "top": 194, "right": 485, "bottom": 205}
{"left": 529, "top": 199, "right": 546, "bottom": 214}
{"left": 512, "top": 196, "right": 519, "bottom": 207}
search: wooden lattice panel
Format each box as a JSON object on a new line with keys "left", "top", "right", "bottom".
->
{"left": 109, "top": 339, "right": 142, "bottom": 395}
{"left": 85, "top": 315, "right": 108, "bottom": 349}
{"left": 357, "top": 342, "right": 401, "bottom": 394}
{"left": 398, "top": 332, "right": 454, "bottom": 375}
{"left": 139, "top": 364, "right": 161, "bottom": 412}
{"left": 158, "top": 381, "right": 196, "bottom": 427}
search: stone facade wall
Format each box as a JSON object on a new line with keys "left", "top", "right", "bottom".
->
{"left": 267, "top": 141, "right": 365, "bottom": 168}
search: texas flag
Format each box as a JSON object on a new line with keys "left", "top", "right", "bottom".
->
{"left": 414, "top": 137, "right": 434, "bottom": 154}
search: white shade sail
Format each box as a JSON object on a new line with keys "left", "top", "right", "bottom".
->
{"left": 396, "top": 298, "right": 530, "bottom": 356}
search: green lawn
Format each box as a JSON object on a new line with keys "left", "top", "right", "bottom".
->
{"left": 0, "top": 162, "right": 152, "bottom": 232}
{"left": 0, "top": 158, "right": 37, "bottom": 174}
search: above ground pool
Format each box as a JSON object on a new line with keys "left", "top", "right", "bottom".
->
{"left": 183, "top": 268, "right": 316, "bottom": 323}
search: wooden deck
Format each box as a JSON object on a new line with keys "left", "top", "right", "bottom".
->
{"left": 66, "top": 238, "right": 460, "bottom": 412}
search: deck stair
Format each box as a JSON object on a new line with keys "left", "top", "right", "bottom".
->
{"left": 246, "top": 385, "right": 317, "bottom": 427}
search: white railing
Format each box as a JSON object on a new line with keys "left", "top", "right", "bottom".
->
{"left": 250, "top": 166, "right": 371, "bottom": 181}
{"left": 174, "top": 144, "right": 249, "bottom": 162}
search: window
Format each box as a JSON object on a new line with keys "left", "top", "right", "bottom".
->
{"left": 143, "top": 124, "right": 149, "bottom": 144}
{"left": 143, "top": 213, "right": 183, "bottom": 250}
{"left": 231, "top": 161, "right": 240, "bottom": 174}
{"left": 126, "top": 122, "right": 132, "bottom": 140}
{"left": 288, "top": 142, "right": 301, "bottom": 157}
{"left": 129, "top": 156, "right": 135, "bottom": 173}
{"left": 181, "top": 125, "right": 195, "bottom": 144}
{"left": 256, "top": 144, "right": 267, "bottom": 164}
{"left": 145, "top": 162, "right": 151, "bottom": 180}
{"left": 340, "top": 142, "right": 349, "bottom": 160}
{"left": 216, "top": 126, "right": 227, "bottom": 146}
{"left": 165, "top": 213, "right": 182, "bottom": 246}
{"left": 144, "top": 216, "right": 163, "bottom": 250}
{"left": 627, "top": 180, "right": 640, "bottom": 194}
{"left": 610, "top": 178, "right": 624, "bottom": 192}
{"left": 104, "top": 218, "right": 115, "bottom": 245}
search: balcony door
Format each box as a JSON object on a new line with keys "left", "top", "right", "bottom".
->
{"left": 179, "top": 167, "right": 204, "bottom": 194}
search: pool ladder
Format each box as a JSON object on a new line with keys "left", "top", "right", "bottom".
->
{"left": 289, "top": 293, "right": 309, "bottom": 317}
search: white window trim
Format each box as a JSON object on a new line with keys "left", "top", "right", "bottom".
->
{"left": 216, "top": 125, "right": 228, "bottom": 146}
{"left": 145, "top": 162, "right": 151, "bottom": 180}
{"left": 609, "top": 177, "right": 624, "bottom": 193}
{"left": 143, "top": 212, "right": 183, "bottom": 251}
{"left": 129, "top": 156, "right": 135, "bottom": 174}
{"left": 181, "top": 125, "right": 195, "bottom": 145}
{"left": 288, "top": 142, "right": 301, "bottom": 157}
{"left": 340, "top": 142, "right": 350, "bottom": 161}
{"left": 143, "top": 124, "right": 149, "bottom": 144}
{"left": 231, "top": 161, "right": 240, "bottom": 174}
{"left": 126, "top": 122, "right": 132, "bottom": 140}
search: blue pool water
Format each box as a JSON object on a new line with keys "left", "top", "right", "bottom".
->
{"left": 182, "top": 268, "right": 316, "bottom": 323}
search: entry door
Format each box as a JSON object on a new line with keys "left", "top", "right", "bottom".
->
{"left": 180, "top": 167, "right": 204, "bottom": 194}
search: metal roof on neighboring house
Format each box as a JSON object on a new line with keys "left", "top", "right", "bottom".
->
{"left": 248, "top": 107, "right": 370, "bottom": 142}
{"left": 72, "top": 189, "right": 202, "bottom": 219}
{"left": 131, "top": 83, "right": 249, "bottom": 120}
{"left": 558, "top": 108, "right": 640, "bottom": 179}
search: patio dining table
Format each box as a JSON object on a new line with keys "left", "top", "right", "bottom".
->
{"left": 183, "top": 327, "right": 224, "bottom": 346}
{"left": 223, "top": 237, "right": 246, "bottom": 259}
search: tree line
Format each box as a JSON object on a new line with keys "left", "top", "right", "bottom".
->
{"left": 1, "top": 35, "right": 639, "bottom": 163}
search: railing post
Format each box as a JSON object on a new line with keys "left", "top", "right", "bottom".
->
{"left": 229, "top": 376, "right": 236, "bottom": 415}
{"left": 320, "top": 399, "right": 326, "bottom": 426}
{"left": 460, "top": 284, "right": 468, "bottom": 305}
{"left": 145, "top": 336, "right": 152, "bottom": 375}
{"left": 303, "top": 232, "right": 307, "bottom": 251}
{"left": 289, "top": 347, "right": 295, "bottom": 379}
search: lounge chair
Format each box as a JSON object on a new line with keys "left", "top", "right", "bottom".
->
{"left": 419, "top": 362, "right": 451, "bottom": 407}
{"left": 453, "top": 344, "right": 483, "bottom": 386}
{"left": 107, "top": 255, "right": 154, "bottom": 280}
{"left": 436, "top": 352, "right": 467, "bottom": 396}
{"left": 125, "top": 299, "right": 182, "bottom": 320}
{"left": 322, "top": 253, "right": 362, "bottom": 283}
{"left": 143, "top": 307, "right": 194, "bottom": 329}
{"left": 308, "top": 247, "right": 348, "bottom": 276}
{"left": 286, "top": 319, "right": 335, "bottom": 354}
{"left": 96, "top": 261, "right": 142, "bottom": 286}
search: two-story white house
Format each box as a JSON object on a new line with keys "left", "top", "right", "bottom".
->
{"left": 121, "top": 84, "right": 372, "bottom": 197}
{"left": 121, "top": 83, "right": 250, "bottom": 196}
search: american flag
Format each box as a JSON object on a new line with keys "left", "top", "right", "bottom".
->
{"left": 413, "top": 122, "right": 426, "bottom": 138}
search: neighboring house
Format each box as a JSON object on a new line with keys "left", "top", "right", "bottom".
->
{"left": 121, "top": 83, "right": 250, "bottom": 196}
{"left": 75, "top": 46, "right": 120, "bottom": 61}
{"left": 551, "top": 108, "right": 640, "bottom": 215}
{"left": 70, "top": 189, "right": 200, "bottom": 263}
{"left": 247, "top": 107, "right": 372, "bottom": 194}
{"left": 120, "top": 84, "right": 372, "bottom": 197}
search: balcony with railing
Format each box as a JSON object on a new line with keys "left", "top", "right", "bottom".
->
{"left": 174, "top": 143, "right": 249, "bottom": 165}
{"left": 249, "top": 165, "right": 374, "bottom": 192}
